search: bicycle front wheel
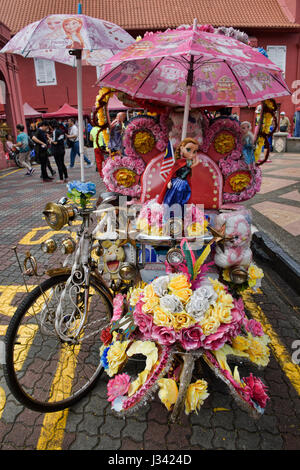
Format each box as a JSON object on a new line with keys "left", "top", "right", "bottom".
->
{"left": 4, "top": 274, "right": 113, "bottom": 412}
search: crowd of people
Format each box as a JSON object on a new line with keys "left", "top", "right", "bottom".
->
{"left": 4, "top": 118, "right": 95, "bottom": 183}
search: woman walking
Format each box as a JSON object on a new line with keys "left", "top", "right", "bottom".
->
{"left": 49, "top": 119, "right": 68, "bottom": 183}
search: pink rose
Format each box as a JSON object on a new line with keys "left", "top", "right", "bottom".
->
{"left": 112, "top": 293, "right": 125, "bottom": 322}
{"left": 133, "top": 302, "right": 153, "bottom": 339}
{"left": 178, "top": 325, "right": 204, "bottom": 350}
{"left": 244, "top": 319, "right": 264, "bottom": 337}
{"left": 202, "top": 323, "right": 231, "bottom": 350}
{"left": 152, "top": 325, "right": 176, "bottom": 345}
{"left": 243, "top": 374, "right": 269, "bottom": 409}
{"left": 107, "top": 373, "right": 131, "bottom": 402}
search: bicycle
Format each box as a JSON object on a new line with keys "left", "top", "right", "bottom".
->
{"left": 4, "top": 192, "right": 214, "bottom": 415}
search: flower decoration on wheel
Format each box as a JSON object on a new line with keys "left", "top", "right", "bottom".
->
{"left": 123, "top": 114, "right": 169, "bottom": 161}
{"left": 102, "top": 155, "right": 145, "bottom": 197}
{"left": 99, "top": 263, "right": 270, "bottom": 419}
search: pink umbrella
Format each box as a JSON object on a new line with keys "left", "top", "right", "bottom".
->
{"left": 1, "top": 9, "right": 134, "bottom": 181}
{"left": 99, "top": 20, "right": 290, "bottom": 140}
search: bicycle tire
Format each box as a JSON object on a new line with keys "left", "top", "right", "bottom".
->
{"left": 14, "top": 154, "right": 23, "bottom": 168}
{"left": 4, "top": 274, "right": 113, "bottom": 413}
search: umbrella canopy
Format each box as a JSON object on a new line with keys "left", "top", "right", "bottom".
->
{"left": 1, "top": 13, "right": 134, "bottom": 181}
{"left": 23, "top": 102, "right": 42, "bottom": 118}
{"left": 108, "top": 95, "right": 128, "bottom": 111}
{"left": 99, "top": 24, "right": 290, "bottom": 138}
{"left": 1, "top": 14, "right": 134, "bottom": 67}
{"left": 43, "top": 102, "right": 87, "bottom": 118}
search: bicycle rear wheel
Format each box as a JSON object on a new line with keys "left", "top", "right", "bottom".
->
{"left": 4, "top": 274, "right": 112, "bottom": 412}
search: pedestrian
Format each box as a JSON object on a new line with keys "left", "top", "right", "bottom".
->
{"left": 49, "top": 119, "right": 68, "bottom": 184}
{"left": 14, "top": 124, "right": 35, "bottom": 175}
{"left": 66, "top": 117, "right": 93, "bottom": 168}
{"left": 279, "top": 111, "right": 291, "bottom": 133}
{"left": 108, "top": 112, "right": 126, "bottom": 155}
{"left": 32, "top": 121, "right": 54, "bottom": 182}
{"left": 89, "top": 124, "right": 106, "bottom": 177}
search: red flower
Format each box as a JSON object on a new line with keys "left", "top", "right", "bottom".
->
{"left": 100, "top": 327, "right": 112, "bottom": 345}
{"left": 243, "top": 374, "right": 269, "bottom": 409}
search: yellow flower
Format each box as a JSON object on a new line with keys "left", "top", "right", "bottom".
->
{"left": 115, "top": 168, "right": 136, "bottom": 188}
{"left": 106, "top": 339, "right": 130, "bottom": 377}
{"left": 199, "top": 312, "right": 220, "bottom": 336}
{"left": 231, "top": 335, "right": 249, "bottom": 352}
{"left": 128, "top": 288, "right": 143, "bottom": 306}
{"left": 229, "top": 173, "right": 251, "bottom": 192}
{"left": 248, "top": 264, "right": 264, "bottom": 288}
{"left": 247, "top": 335, "right": 270, "bottom": 367}
{"left": 142, "top": 296, "right": 160, "bottom": 314}
{"left": 157, "top": 378, "right": 179, "bottom": 411}
{"left": 133, "top": 130, "right": 155, "bottom": 154}
{"left": 168, "top": 274, "right": 191, "bottom": 291}
{"left": 218, "top": 291, "right": 234, "bottom": 309}
{"left": 214, "top": 132, "right": 235, "bottom": 154}
{"left": 213, "top": 303, "right": 232, "bottom": 324}
{"left": 185, "top": 380, "right": 209, "bottom": 415}
{"left": 170, "top": 287, "right": 193, "bottom": 303}
{"left": 172, "top": 311, "right": 196, "bottom": 330}
{"left": 153, "top": 306, "right": 175, "bottom": 327}
{"left": 209, "top": 278, "right": 226, "bottom": 296}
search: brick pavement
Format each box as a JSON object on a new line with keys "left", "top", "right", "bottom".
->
{"left": 0, "top": 149, "right": 300, "bottom": 451}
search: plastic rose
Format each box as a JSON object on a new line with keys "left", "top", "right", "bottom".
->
{"left": 133, "top": 300, "right": 153, "bottom": 338}
{"left": 152, "top": 325, "right": 177, "bottom": 345}
{"left": 106, "top": 338, "right": 130, "bottom": 377}
{"left": 178, "top": 325, "right": 204, "bottom": 350}
{"left": 152, "top": 275, "right": 170, "bottom": 297}
{"left": 243, "top": 374, "right": 269, "bottom": 409}
{"left": 107, "top": 373, "right": 131, "bottom": 402}
{"left": 185, "top": 379, "right": 209, "bottom": 414}
{"left": 160, "top": 294, "right": 184, "bottom": 313}
{"left": 244, "top": 318, "right": 264, "bottom": 337}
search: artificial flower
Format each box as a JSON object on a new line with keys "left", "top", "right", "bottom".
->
{"left": 229, "top": 173, "right": 251, "bottom": 192}
{"left": 106, "top": 338, "right": 130, "bottom": 377}
{"left": 107, "top": 373, "right": 131, "bottom": 402}
{"left": 243, "top": 373, "right": 269, "bottom": 409}
{"left": 172, "top": 312, "right": 196, "bottom": 330}
{"left": 128, "top": 369, "right": 149, "bottom": 396}
{"left": 100, "top": 327, "right": 112, "bottom": 346}
{"left": 112, "top": 293, "right": 125, "bottom": 322}
{"left": 128, "top": 286, "right": 144, "bottom": 306}
{"left": 199, "top": 312, "right": 220, "bottom": 336}
{"left": 142, "top": 295, "right": 160, "bottom": 314}
{"left": 168, "top": 274, "right": 191, "bottom": 291}
{"left": 152, "top": 275, "right": 170, "bottom": 297}
{"left": 185, "top": 380, "right": 209, "bottom": 414}
{"left": 178, "top": 325, "right": 204, "bottom": 350}
{"left": 151, "top": 325, "right": 177, "bottom": 345}
{"left": 153, "top": 305, "right": 175, "bottom": 327}
{"left": 159, "top": 294, "right": 184, "bottom": 313}
{"left": 247, "top": 334, "right": 270, "bottom": 367}
{"left": 157, "top": 378, "right": 178, "bottom": 411}
{"left": 126, "top": 340, "right": 158, "bottom": 371}
{"left": 248, "top": 263, "right": 264, "bottom": 289}
{"left": 244, "top": 318, "right": 264, "bottom": 337}
{"left": 133, "top": 301, "right": 154, "bottom": 339}
{"left": 213, "top": 303, "right": 232, "bottom": 324}
{"left": 114, "top": 168, "right": 137, "bottom": 188}
{"left": 170, "top": 287, "right": 193, "bottom": 303}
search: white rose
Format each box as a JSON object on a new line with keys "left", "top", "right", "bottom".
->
{"left": 152, "top": 275, "right": 170, "bottom": 297}
{"left": 160, "top": 294, "right": 183, "bottom": 313}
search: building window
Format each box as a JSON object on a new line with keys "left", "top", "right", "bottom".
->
{"left": 266, "top": 45, "right": 287, "bottom": 76}
{"left": 34, "top": 58, "right": 57, "bottom": 86}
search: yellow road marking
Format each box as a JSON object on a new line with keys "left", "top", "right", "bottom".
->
{"left": 0, "top": 387, "right": 6, "bottom": 418}
{"left": 0, "top": 285, "right": 35, "bottom": 317}
{"left": 0, "top": 168, "right": 22, "bottom": 178}
{"left": 242, "top": 290, "right": 300, "bottom": 396}
{"left": 37, "top": 343, "right": 81, "bottom": 450}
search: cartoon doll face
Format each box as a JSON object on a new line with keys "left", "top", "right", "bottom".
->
{"left": 240, "top": 122, "right": 251, "bottom": 135}
{"left": 180, "top": 141, "right": 199, "bottom": 161}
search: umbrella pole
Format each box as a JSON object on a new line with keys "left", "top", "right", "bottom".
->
{"left": 181, "top": 19, "right": 197, "bottom": 141}
{"left": 76, "top": 50, "right": 85, "bottom": 182}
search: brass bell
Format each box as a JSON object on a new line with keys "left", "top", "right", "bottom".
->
{"left": 61, "top": 238, "right": 76, "bottom": 255}
{"left": 40, "top": 239, "right": 57, "bottom": 254}
{"left": 229, "top": 266, "right": 248, "bottom": 284}
{"left": 43, "top": 202, "right": 76, "bottom": 230}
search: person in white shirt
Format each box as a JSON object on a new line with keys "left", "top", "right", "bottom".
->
{"left": 66, "top": 117, "right": 92, "bottom": 168}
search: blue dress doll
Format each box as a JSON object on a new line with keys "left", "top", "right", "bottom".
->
{"left": 241, "top": 121, "right": 255, "bottom": 166}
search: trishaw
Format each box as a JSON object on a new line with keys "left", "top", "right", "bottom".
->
{"left": 4, "top": 23, "right": 289, "bottom": 423}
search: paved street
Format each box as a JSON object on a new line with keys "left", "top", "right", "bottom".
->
{"left": 0, "top": 148, "right": 299, "bottom": 452}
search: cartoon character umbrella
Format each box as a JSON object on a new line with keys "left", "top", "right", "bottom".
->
{"left": 0, "top": 6, "right": 134, "bottom": 181}
{"left": 98, "top": 19, "right": 290, "bottom": 140}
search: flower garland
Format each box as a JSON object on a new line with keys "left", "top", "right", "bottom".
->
{"left": 94, "top": 87, "right": 114, "bottom": 147}
{"left": 201, "top": 117, "right": 242, "bottom": 157}
{"left": 123, "top": 114, "right": 169, "bottom": 159}
{"left": 219, "top": 156, "right": 262, "bottom": 203}
{"left": 99, "top": 272, "right": 270, "bottom": 417}
{"left": 254, "top": 99, "right": 278, "bottom": 164}
{"left": 102, "top": 155, "right": 145, "bottom": 197}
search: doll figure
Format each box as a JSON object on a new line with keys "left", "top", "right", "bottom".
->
{"left": 241, "top": 121, "right": 255, "bottom": 167}
{"left": 157, "top": 138, "right": 199, "bottom": 207}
